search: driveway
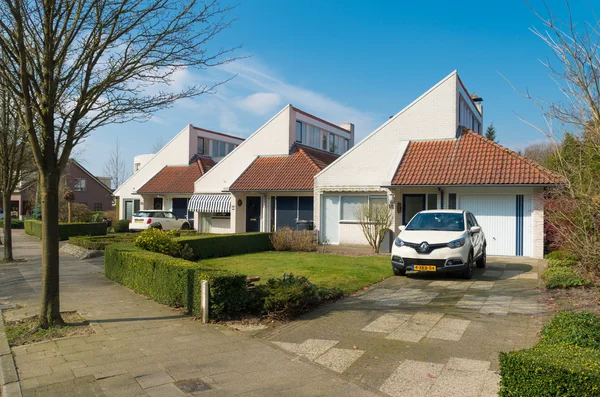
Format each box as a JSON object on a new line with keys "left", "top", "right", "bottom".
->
{"left": 261, "top": 258, "right": 548, "bottom": 397}
{"left": 0, "top": 231, "right": 380, "bottom": 397}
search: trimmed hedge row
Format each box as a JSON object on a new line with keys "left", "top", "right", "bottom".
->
{"left": 104, "top": 244, "right": 248, "bottom": 319}
{"left": 0, "top": 218, "right": 24, "bottom": 229}
{"left": 69, "top": 234, "right": 136, "bottom": 251}
{"left": 25, "top": 220, "right": 107, "bottom": 241}
{"left": 176, "top": 232, "right": 272, "bottom": 260}
{"left": 499, "top": 311, "right": 600, "bottom": 396}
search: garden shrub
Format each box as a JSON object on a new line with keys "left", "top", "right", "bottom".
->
{"left": 547, "top": 258, "right": 579, "bottom": 268}
{"left": 176, "top": 232, "right": 272, "bottom": 260}
{"left": 270, "top": 227, "right": 316, "bottom": 252}
{"left": 542, "top": 266, "right": 591, "bottom": 289}
{"left": 104, "top": 244, "right": 248, "bottom": 319}
{"left": 134, "top": 228, "right": 179, "bottom": 257}
{"left": 113, "top": 219, "right": 130, "bottom": 233}
{"left": 545, "top": 249, "right": 579, "bottom": 262}
{"left": 0, "top": 218, "right": 24, "bottom": 229}
{"left": 499, "top": 311, "right": 600, "bottom": 397}
{"left": 59, "top": 202, "right": 93, "bottom": 223}
{"left": 69, "top": 234, "right": 135, "bottom": 251}
{"left": 24, "top": 220, "right": 107, "bottom": 241}
{"left": 499, "top": 344, "right": 600, "bottom": 397}
{"left": 540, "top": 311, "right": 600, "bottom": 350}
{"left": 258, "top": 274, "right": 343, "bottom": 319}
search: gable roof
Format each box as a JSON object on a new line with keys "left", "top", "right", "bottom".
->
{"left": 137, "top": 157, "right": 215, "bottom": 194}
{"left": 391, "top": 130, "right": 564, "bottom": 186}
{"left": 229, "top": 144, "right": 339, "bottom": 191}
{"left": 69, "top": 160, "right": 114, "bottom": 194}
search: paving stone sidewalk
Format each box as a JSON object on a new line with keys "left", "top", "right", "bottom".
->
{"left": 0, "top": 231, "right": 382, "bottom": 397}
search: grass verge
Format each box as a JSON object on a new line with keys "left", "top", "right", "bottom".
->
{"left": 4, "top": 311, "right": 93, "bottom": 346}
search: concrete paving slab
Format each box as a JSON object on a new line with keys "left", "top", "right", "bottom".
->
{"left": 481, "top": 270, "right": 502, "bottom": 278}
{"left": 455, "top": 295, "right": 487, "bottom": 310}
{"left": 517, "top": 272, "right": 538, "bottom": 280}
{"left": 470, "top": 281, "right": 495, "bottom": 290}
{"left": 426, "top": 368, "right": 486, "bottom": 397}
{"left": 386, "top": 312, "right": 444, "bottom": 343}
{"left": 379, "top": 360, "right": 444, "bottom": 397}
{"left": 426, "top": 319, "right": 471, "bottom": 341}
{"left": 362, "top": 313, "right": 412, "bottom": 334}
{"left": 446, "top": 357, "right": 490, "bottom": 372}
{"left": 314, "top": 348, "right": 365, "bottom": 373}
{"left": 447, "top": 282, "right": 473, "bottom": 291}
{"left": 500, "top": 270, "right": 521, "bottom": 280}
{"left": 428, "top": 281, "right": 454, "bottom": 288}
{"left": 359, "top": 288, "right": 396, "bottom": 301}
{"left": 480, "top": 296, "right": 512, "bottom": 315}
{"left": 379, "top": 289, "right": 439, "bottom": 306}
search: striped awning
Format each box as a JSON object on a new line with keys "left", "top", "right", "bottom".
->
{"left": 188, "top": 194, "right": 231, "bottom": 213}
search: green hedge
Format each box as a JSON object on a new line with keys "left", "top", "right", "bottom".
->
{"left": 500, "top": 311, "right": 600, "bottom": 396}
{"left": 176, "top": 232, "right": 272, "bottom": 260}
{"left": 0, "top": 218, "right": 24, "bottom": 229}
{"left": 25, "top": 220, "right": 107, "bottom": 241}
{"left": 69, "top": 234, "right": 135, "bottom": 251}
{"left": 104, "top": 244, "right": 248, "bottom": 319}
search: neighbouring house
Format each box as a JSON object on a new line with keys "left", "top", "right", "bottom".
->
{"left": 113, "top": 125, "right": 245, "bottom": 226}
{"left": 9, "top": 160, "right": 114, "bottom": 218}
{"left": 190, "top": 105, "right": 354, "bottom": 233}
{"left": 314, "top": 71, "right": 563, "bottom": 258}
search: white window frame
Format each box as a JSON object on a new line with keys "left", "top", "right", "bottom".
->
{"left": 74, "top": 178, "right": 86, "bottom": 192}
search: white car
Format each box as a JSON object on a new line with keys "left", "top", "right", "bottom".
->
{"left": 0, "top": 208, "right": 3, "bottom": 220}
{"left": 391, "top": 210, "right": 486, "bottom": 279}
{"left": 129, "top": 210, "right": 191, "bottom": 231}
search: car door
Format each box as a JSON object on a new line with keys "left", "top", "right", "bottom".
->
{"left": 467, "top": 213, "right": 483, "bottom": 257}
{"left": 163, "top": 212, "right": 179, "bottom": 230}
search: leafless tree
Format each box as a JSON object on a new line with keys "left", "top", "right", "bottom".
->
{"left": 104, "top": 137, "right": 128, "bottom": 189}
{"left": 151, "top": 136, "right": 165, "bottom": 153}
{"left": 522, "top": 141, "right": 557, "bottom": 168}
{"left": 357, "top": 202, "right": 393, "bottom": 253}
{"left": 0, "top": 83, "right": 33, "bottom": 261}
{"left": 506, "top": 1, "right": 600, "bottom": 268}
{"left": 0, "top": 0, "right": 238, "bottom": 328}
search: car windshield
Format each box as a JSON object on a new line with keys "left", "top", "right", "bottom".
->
{"left": 406, "top": 212, "right": 465, "bottom": 231}
{"left": 134, "top": 211, "right": 158, "bottom": 218}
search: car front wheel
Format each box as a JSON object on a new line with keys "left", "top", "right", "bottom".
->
{"left": 462, "top": 253, "right": 473, "bottom": 279}
{"left": 181, "top": 222, "right": 191, "bottom": 230}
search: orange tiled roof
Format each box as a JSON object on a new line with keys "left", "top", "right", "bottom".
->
{"left": 391, "top": 130, "right": 564, "bottom": 186}
{"left": 137, "top": 157, "right": 215, "bottom": 194}
{"left": 229, "top": 145, "right": 339, "bottom": 191}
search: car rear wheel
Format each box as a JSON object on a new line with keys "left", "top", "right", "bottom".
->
{"left": 462, "top": 253, "right": 473, "bottom": 279}
{"left": 181, "top": 222, "right": 191, "bottom": 230}
{"left": 393, "top": 267, "right": 406, "bottom": 276}
{"left": 476, "top": 246, "right": 487, "bottom": 268}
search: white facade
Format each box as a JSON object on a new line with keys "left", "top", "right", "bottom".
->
{"left": 192, "top": 105, "right": 354, "bottom": 234}
{"left": 314, "top": 71, "right": 548, "bottom": 258}
{"left": 113, "top": 125, "right": 244, "bottom": 219}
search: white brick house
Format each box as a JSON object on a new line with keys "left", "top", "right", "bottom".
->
{"left": 314, "top": 71, "right": 561, "bottom": 258}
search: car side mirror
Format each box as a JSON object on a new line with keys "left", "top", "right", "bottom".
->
{"left": 470, "top": 226, "right": 481, "bottom": 234}
{"left": 398, "top": 225, "right": 406, "bottom": 232}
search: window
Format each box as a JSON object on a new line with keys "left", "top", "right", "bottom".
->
{"left": 197, "top": 137, "right": 205, "bottom": 155}
{"left": 226, "top": 143, "right": 235, "bottom": 154}
{"left": 369, "top": 195, "right": 387, "bottom": 210}
{"left": 406, "top": 212, "right": 465, "bottom": 231}
{"left": 307, "top": 126, "right": 320, "bottom": 148}
{"left": 322, "top": 131, "right": 328, "bottom": 150}
{"left": 341, "top": 196, "right": 368, "bottom": 221}
{"left": 467, "top": 213, "right": 479, "bottom": 227}
{"left": 427, "top": 194, "right": 437, "bottom": 210}
{"left": 74, "top": 178, "right": 86, "bottom": 192}
{"left": 93, "top": 203, "right": 102, "bottom": 211}
{"left": 296, "top": 121, "right": 303, "bottom": 142}
{"left": 329, "top": 133, "right": 338, "bottom": 153}
{"left": 448, "top": 194, "right": 457, "bottom": 209}
{"left": 212, "top": 140, "right": 226, "bottom": 157}
{"left": 163, "top": 212, "right": 175, "bottom": 219}
{"left": 342, "top": 139, "right": 349, "bottom": 154}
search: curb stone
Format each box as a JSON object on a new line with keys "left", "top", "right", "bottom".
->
{"left": 0, "top": 310, "right": 23, "bottom": 397}
{"left": 60, "top": 243, "right": 103, "bottom": 260}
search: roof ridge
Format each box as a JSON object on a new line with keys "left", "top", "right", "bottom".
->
{"left": 464, "top": 130, "right": 564, "bottom": 182}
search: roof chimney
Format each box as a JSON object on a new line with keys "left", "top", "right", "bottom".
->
{"left": 471, "top": 92, "right": 483, "bottom": 115}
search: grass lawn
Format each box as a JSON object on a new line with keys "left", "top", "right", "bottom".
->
{"left": 200, "top": 251, "right": 392, "bottom": 294}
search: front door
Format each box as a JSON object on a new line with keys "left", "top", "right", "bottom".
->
{"left": 153, "top": 197, "right": 163, "bottom": 210}
{"left": 402, "top": 194, "right": 426, "bottom": 225}
{"left": 246, "top": 196, "right": 261, "bottom": 232}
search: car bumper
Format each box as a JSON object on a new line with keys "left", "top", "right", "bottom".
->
{"left": 128, "top": 223, "right": 149, "bottom": 231}
{"left": 391, "top": 246, "right": 469, "bottom": 273}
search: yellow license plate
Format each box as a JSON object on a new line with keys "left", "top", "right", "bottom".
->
{"left": 134, "top": 219, "right": 143, "bottom": 223}
{"left": 413, "top": 265, "right": 436, "bottom": 271}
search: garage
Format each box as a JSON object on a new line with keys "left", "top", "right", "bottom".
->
{"left": 459, "top": 194, "right": 532, "bottom": 257}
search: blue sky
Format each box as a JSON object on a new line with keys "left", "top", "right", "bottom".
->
{"left": 80, "top": 0, "right": 589, "bottom": 178}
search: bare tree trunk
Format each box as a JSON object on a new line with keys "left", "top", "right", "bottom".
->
{"left": 67, "top": 201, "right": 71, "bottom": 223}
{"left": 39, "top": 169, "right": 63, "bottom": 328}
{"left": 2, "top": 191, "right": 12, "bottom": 261}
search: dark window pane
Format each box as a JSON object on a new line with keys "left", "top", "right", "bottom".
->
{"left": 448, "top": 194, "right": 457, "bottom": 209}
{"left": 427, "top": 194, "right": 437, "bottom": 210}
{"left": 296, "top": 121, "right": 303, "bottom": 142}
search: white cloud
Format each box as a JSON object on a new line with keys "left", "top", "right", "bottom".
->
{"left": 237, "top": 92, "right": 282, "bottom": 116}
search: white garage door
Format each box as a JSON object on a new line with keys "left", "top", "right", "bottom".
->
{"left": 459, "top": 195, "right": 530, "bottom": 256}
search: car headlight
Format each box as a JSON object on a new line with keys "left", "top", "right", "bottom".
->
{"left": 447, "top": 238, "right": 465, "bottom": 249}
{"left": 394, "top": 237, "right": 404, "bottom": 247}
